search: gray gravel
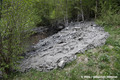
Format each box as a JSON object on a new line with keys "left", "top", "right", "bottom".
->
{"left": 19, "top": 21, "right": 109, "bottom": 72}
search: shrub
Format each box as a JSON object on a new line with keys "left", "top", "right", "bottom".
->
{"left": 0, "top": 0, "right": 35, "bottom": 79}
{"left": 96, "top": 1, "right": 120, "bottom": 26}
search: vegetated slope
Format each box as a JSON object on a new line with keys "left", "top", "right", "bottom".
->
{"left": 12, "top": 24, "right": 120, "bottom": 80}
{"left": 19, "top": 21, "right": 109, "bottom": 72}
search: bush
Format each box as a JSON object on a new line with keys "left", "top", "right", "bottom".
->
{"left": 0, "top": 0, "right": 35, "bottom": 79}
{"left": 96, "top": 1, "right": 120, "bottom": 26}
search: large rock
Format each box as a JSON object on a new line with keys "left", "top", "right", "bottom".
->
{"left": 19, "top": 21, "right": 109, "bottom": 72}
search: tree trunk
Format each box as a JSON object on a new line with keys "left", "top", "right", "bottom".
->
{"left": 0, "top": 0, "right": 2, "bottom": 19}
{"left": 0, "top": 0, "right": 3, "bottom": 64}
{"left": 95, "top": 0, "right": 98, "bottom": 19}
{"left": 77, "top": 12, "right": 80, "bottom": 22}
{"left": 80, "top": 0, "right": 84, "bottom": 21}
{"left": 65, "top": 0, "right": 68, "bottom": 26}
{"left": 0, "top": 33, "right": 2, "bottom": 61}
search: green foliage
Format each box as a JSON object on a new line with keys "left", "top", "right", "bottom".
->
{"left": 31, "top": 0, "right": 120, "bottom": 26}
{"left": 0, "top": 0, "right": 35, "bottom": 79}
{"left": 87, "top": 60, "right": 95, "bottom": 67}
{"left": 96, "top": 0, "right": 120, "bottom": 26}
{"left": 98, "top": 54, "right": 110, "bottom": 62}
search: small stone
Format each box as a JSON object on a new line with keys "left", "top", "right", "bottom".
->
{"left": 58, "top": 60, "right": 66, "bottom": 68}
{"left": 108, "top": 45, "right": 114, "bottom": 49}
{"left": 93, "top": 24, "right": 96, "bottom": 27}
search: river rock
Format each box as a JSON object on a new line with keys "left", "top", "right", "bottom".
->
{"left": 58, "top": 60, "right": 66, "bottom": 68}
{"left": 19, "top": 21, "right": 109, "bottom": 72}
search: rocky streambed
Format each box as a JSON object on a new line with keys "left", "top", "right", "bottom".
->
{"left": 19, "top": 21, "right": 109, "bottom": 72}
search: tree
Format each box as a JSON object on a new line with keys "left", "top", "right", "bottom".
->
{"left": 64, "top": 0, "right": 68, "bottom": 26}
{"left": 80, "top": 0, "right": 84, "bottom": 21}
{"left": 0, "top": 0, "right": 35, "bottom": 78}
{"left": 95, "top": 0, "right": 98, "bottom": 19}
{"left": 0, "top": 0, "right": 2, "bottom": 19}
